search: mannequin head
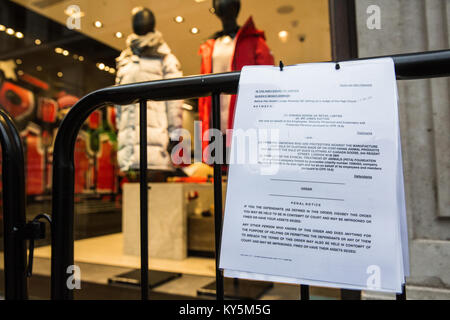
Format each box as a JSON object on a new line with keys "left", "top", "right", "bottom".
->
{"left": 213, "top": 0, "right": 240, "bottom": 36}
{"left": 213, "top": 0, "right": 240, "bottom": 20}
{"left": 132, "top": 7, "right": 155, "bottom": 35}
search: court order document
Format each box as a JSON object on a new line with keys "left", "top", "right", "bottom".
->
{"left": 219, "top": 58, "right": 408, "bottom": 293}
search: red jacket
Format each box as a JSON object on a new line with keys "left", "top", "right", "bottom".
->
{"left": 198, "top": 17, "right": 274, "bottom": 158}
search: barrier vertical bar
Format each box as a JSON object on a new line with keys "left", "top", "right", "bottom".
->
{"left": 396, "top": 284, "right": 406, "bottom": 300}
{"left": 301, "top": 284, "right": 310, "bottom": 300}
{"left": 0, "top": 109, "right": 28, "bottom": 300}
{"left": 139, "top": 99, "right": 149, "bottom": 300}
{"left": 340, "top": 289, "right": 361, "bottom": 300}
{"left": 211, "top": 93, "right": 225, "bottom": 300}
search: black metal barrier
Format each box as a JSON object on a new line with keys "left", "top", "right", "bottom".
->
{"left": 0, "top": 108, "right": 28, "bottom": 299}
{"left": 51, "top": 50, "right": 450, "bottom": 300}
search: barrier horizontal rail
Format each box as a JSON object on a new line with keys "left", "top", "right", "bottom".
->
{"left": 51, "top": 49, "right": 450, "bottom": 300}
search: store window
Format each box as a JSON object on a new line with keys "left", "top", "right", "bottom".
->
{"left": 1, "top": 0, "right": 335, "bottom": 300}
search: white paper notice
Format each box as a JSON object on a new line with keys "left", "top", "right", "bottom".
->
{"left": 219, "top": 58, "right": 408, "bottom": 293}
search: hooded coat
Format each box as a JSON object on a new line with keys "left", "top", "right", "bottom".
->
{"left": 115, "top": 31, "right": 183, "bottom": 172}
{"left": 198, "top": 17, "right": 274, "bottom": 158}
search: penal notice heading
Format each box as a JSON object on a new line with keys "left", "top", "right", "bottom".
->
{"left": 219, "top": 59, "right": 409, "bottom": 293}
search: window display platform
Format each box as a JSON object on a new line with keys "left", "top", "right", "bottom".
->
{"left": 4, "top": 233, "right": 341, "bottom": 299}
{"left": 33, "top": 233, "right": 217, "bottom": 276}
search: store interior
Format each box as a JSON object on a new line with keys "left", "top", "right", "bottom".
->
{"left": 0, "top": 0, "right": 341, "bottom": 299}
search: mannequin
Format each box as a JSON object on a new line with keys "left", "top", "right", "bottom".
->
{"left": 197, "top": 4, "right": 273, "bottom": 295}
{"left": 115, "top": 7, "right": 185, "bottom": 182}
{"left": 198, "top": 0, "right": 274, "bottom": 162}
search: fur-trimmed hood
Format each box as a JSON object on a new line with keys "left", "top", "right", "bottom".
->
{"left": 117, "top": 31, "right": 172, "bottom": 67}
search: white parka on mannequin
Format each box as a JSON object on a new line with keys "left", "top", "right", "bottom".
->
{"left": 115, "top": 31, "right": 183, "bottom": 172}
